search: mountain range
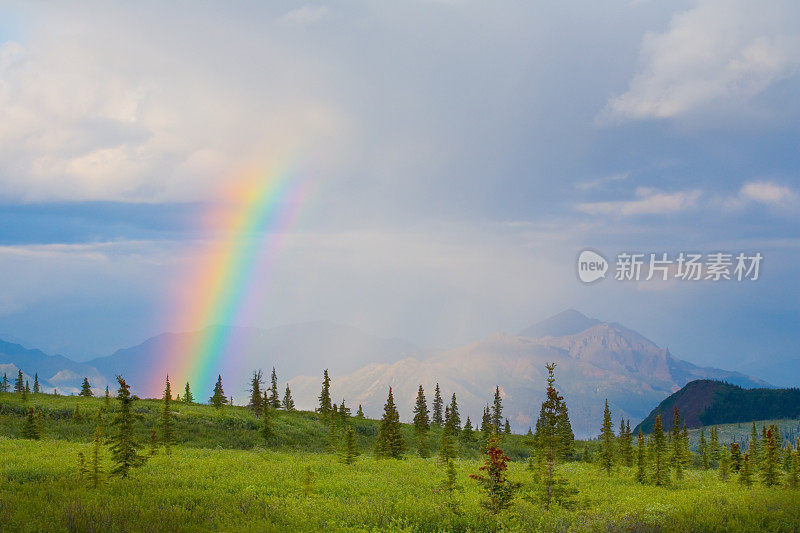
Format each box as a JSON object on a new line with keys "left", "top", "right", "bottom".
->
{"left": 0, "top": 310, "right": 770, "bottom": 437}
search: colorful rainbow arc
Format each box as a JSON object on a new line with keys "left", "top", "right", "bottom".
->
{"left": 165, "top": 169, "right": 308, "bottom": 398}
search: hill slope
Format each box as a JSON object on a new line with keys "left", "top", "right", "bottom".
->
{"left": 635, "top": 379, "right": 800, "bottom": 434}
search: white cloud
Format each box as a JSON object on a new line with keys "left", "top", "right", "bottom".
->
{"left": 0, "top": 8, "right": 352, "bottom": 203}
{"left": 576, "top": 187, "right": 702, "bottom": 216}
{"left": 603, "top": 0, "right": 800, "bottom": 120}
{"left": 720, "top": 180, "right": 798, "bottom": 210}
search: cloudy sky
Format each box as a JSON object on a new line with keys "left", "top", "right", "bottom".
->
{"left": 0, "top": 1, "right": 798, "bottom": 384}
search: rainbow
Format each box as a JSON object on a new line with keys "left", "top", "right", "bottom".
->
{"left": 158, "top": 168, "right": 308, "bottom": 398}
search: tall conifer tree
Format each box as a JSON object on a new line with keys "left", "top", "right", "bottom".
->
{"left": 598, "top": 400, "right": 615, "bottom": 475}
{"left": 109, "top": 376, "right": 146, "bottom": 477}
{"left": 283, "top": 384, "right": 295, "bottom": 411}
{"left": 269, "top": 367, "right": 280, "bottom": 408}
{"left": 375, "top": 387, "right": 404, "bottom": 459}
{"left": 318, "top": 369, "right": 332, "bottom": 414}
{"left": 432, "top": 383, "right": 443, "bottom": 426}
{"left": 159, "top": 375, "right": 175, "bottom": 454}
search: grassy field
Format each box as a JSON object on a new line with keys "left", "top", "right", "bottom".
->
{"left": 2, "top": 393, "right": 800, "bottom": 532}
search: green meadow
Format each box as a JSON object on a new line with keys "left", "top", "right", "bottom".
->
{"left": 2, "top": 393, "right": 800, "bottom": 532}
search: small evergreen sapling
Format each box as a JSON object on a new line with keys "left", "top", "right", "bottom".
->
{"left": 283, "top": 384, "right": 295, "bottom": 411}
{"left": 340, "top": 425, "right": 359, "bottom": 464}
{"left": 469, "top": 434, "right": 519, "bottom": 514}
{"left": 21, "top": 407, "right": 40, "bottom": 439}
{"left": 80, "top": 377, "right": 93, "bottom": 397}
{"left": 209, "top": 375, "right": 227, "bottom": 409}
{"left": 184, "top": 382, "right": 194, "bottom": 404}
{"left": 249, "top": 370, "right": 263, "bottom": 415}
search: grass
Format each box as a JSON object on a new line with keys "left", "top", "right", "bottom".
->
{"left": 2, "top": 392, "right": 800, "bottom": 532}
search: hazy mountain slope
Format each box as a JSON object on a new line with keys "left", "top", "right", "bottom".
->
{"left": 87, "top": 321, "right": 422, "bottom": 398}
{"left": 518, "top": 309, "right": 600, "bottom": 338}
{"left": 289, "top": 313, "right": 769, "bottom": 438}
{"left": 0, "top": 340, "right": 104, "bottom": 394}
{"left": 635, "top": 379, "right": 800, "bottom": 434}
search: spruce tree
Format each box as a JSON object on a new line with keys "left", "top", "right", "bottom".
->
{"left": 491, "top": 386, "right": 503, "bottom": 432}
{"left": 481, "top": 405, "right": 492, "bottom": 443}
{"left": 670, "top": 407, "right": 684, "bottom": 480}
{"left": 25, "top": 380, "right": 30, "bottom": 394}
{"left": 432, "top": 383, "right": 443, "bottom": 426}
{"left": 504, "top": 419, "right": 511, "bottom": 434}
{"left": 761, "top": 426, "right": 780, "bottom": 486}
{"left": 14, "top": 370, "right": 23, "bottom": 394}
{"left": 635, "top": 429, "right": 646, "bottom": 483}
{"left": 0, "top": 373, "right": 8, "bottom": 393}
{"left": 283, "top": 384, "right": 295, "bottom": 411}
{"left": 650, "top": 414, "right": 669, "bottom": 486}
{"left": 598, "top": 399, "right": 615, "bottom": 475}
{"left": 749, "top": 422, "right": 760, "bottom": 460}
{"left": 710, "top": 426, "right": 720, "bottom": 464}
{"left": 318, "top": 369, "right": 332, "bottom": 414}
{"left": 339, "top": 399, "right": 351, "bottom": 423}
{"left": 356, "top": 405, "right": 364, "bottom": 418}
{"left": 532, "top": 363, "right": 574, "bottom": 503}
{"left": 80, "top": 377, "right": 93, "bottom": 397}
{"left": 21, "top": 407, "right": 40, "bottom": 439}
{"left": 104, "top": 386, "right": 111, "bottom": 408}
{"left": 617, "top": 419, "right": 633, "bottom": 467}
{"left": 375, "top": 387, "right": 404, "bottom": 459}
{"left": 740, "top": 452, "right": 753, "bottom": 486}
{"left": 555, "top": 400, "right": 575, "bottom": 460}
{"left": 269, "top": 367, "right": 280, "bottom": 408}
{"left": 719, "top": 444, "right": 730, "bottom": 481}
{"left": 413, "top": 385, "right": 430, "bottom": 458}
{"left": 730, "top": 442, "right": 742, "bottom": 472}
{"left": 33, "top": 373, "right": 40, "bottom": 394}
{"left": 788, "top": 448, "right": 799, "bottom": 489}
{"left": 447, "top": 393, "right": 461, "bottom": 435}
{"left": 462, "top": 416, "right": 475, "bottom": 443}
{"left": 413, "top": 385, "right": 430, "bottom": 432}
{"left": 340, "top": 425, "right": 359, "bottom": 464}
{"left": 209, "top": 375, "right": 227, "bottom": 409}
{"left": 184, "top": 382, "right": 194, "bottom": 404}
{"left": 159, "top": 375, "right": 175, "bottom": 455}
{"left": 108, "top": 376, "right": 146, "bottom": 477}
{"left": 21, "top": 383, "right": 27, "bottom": 402}
{"left": 699, "top": 429, "right": 709, "bottom": 469}
{"left": 249, "top": 370, "right": 263, "bottom": 414}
